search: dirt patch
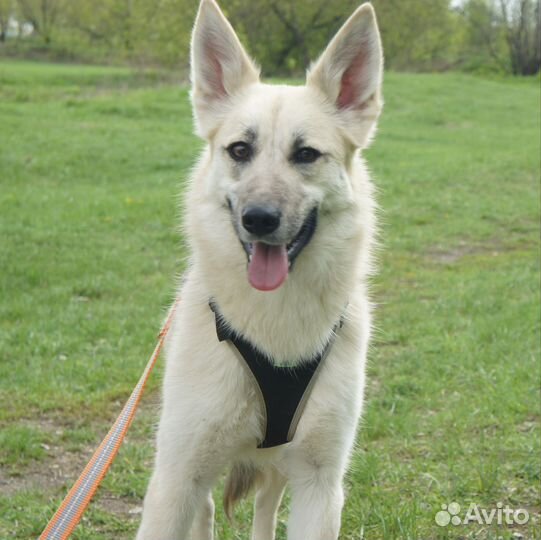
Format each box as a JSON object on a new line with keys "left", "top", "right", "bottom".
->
{"left": 95, "top": 495, "right": 142, "bottom": 519}
{"left": 426, "top": 238, "right": 528, "bottom": 264}
{"left": 0, "top": 440, "right": 92, "bottom": 497}
{"left": 0, "top": 399, "right": 159, "bottom": 501}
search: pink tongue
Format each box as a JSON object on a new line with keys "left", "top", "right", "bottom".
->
{"left": 248, "top": 243, "right": 289, "bottom": 291}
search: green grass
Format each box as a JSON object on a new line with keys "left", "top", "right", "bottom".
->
{"left": 0, "top": 60, "right": 539, "bottom": 539}
{"left": 0, "top": 425, "right": 50, "bottom": 467}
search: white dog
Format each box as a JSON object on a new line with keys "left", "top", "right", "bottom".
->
{"left": 137, "top": 1, "right": 383, "bottom": 538}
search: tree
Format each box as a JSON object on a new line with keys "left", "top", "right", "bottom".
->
{"left": 372, "top": 0, "right": 460, "bottom": 71}
{"left": 61, "top": 0, "right": 196, "bottom": 66}
{"left": 16, "top": 0, "right": 64, "bottom": 43}
{"left": 459, "top": 0, "right": 540, "bottom": 75}
{"left": 3, "top": 0, "right": 538, "bottom": 75}
{"left": 459, "top": 0, "right": 509, "bottom": 72}
{"left": 217, "top": 0, "right": 357, "bottom": 75}
{"left": 263, "top": 0, "right": 358, "bottom": 70}
{"left": 0, "top": 0, "right": 13, "bottom": 42}
{"left": 499, "top": 0, "right": 540, "bottom": 75}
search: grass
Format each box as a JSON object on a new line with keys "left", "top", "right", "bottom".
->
{"left": 0, "top": 59, "right": 539, "bottom": 539}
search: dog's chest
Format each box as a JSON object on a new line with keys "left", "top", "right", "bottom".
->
{"left": 210, "top": 301, "right": 343, "bottom": 449}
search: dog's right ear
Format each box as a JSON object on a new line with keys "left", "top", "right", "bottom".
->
{"left": 190, "top": 0, "right": 260, "bottom": 138}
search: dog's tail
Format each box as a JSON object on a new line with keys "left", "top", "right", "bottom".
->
{"left": 223, "top": 462, "right": 261, "bottom": 521}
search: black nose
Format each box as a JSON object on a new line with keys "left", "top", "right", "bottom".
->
{"left": 242, "top": 206, "right": 281, "bottom": 236}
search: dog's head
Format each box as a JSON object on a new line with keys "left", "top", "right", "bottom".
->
{"left": 189, "top": 0, "right": 383, "bottom": 292}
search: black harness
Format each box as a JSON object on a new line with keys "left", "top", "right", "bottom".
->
{"left": 210, "top": 301, "right": 342, "bottom": 448}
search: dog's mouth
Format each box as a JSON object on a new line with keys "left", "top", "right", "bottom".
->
{"left": 241, "top": 208, "right": 318, "bottom": 292}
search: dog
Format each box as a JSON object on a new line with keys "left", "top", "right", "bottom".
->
{"left": 136, "top": 1, "right": 383, "bottom": 538}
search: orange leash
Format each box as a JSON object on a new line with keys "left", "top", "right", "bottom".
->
{"left": 39, "top": 299, "right": 178, "bottom": 540}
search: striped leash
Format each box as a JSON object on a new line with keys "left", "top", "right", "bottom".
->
{"left": 39, "top": 299, "right": 178, "bottom": 540}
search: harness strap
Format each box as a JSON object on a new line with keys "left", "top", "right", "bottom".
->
{"left": 209, "top": 301, "right": 342, "bottom": 448}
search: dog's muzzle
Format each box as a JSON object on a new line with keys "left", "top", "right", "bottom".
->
{"left": 237, "top": 207, "right": 318, "bottom": 292}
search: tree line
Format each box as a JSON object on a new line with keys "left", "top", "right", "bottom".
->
{"left": 0, "top": 0, "right": 539, "bottom": 76}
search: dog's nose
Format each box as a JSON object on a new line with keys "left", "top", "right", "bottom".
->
{"left": 242, "top": 206, "right": 281, "bottom": 236}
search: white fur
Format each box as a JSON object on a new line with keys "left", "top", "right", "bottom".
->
{"left": 137, "top": 1, "right": 383, "bottom": 539}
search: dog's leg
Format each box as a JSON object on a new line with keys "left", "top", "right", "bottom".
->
{"left": 286, "top": 468, "right": 344, "bottom": 540}
{"left": 251, "top": 467, "right": 287, "bottom": 540}
{"left": 191, "top": 491, "right": 215, "bottom": 540}
{"left": 136, "top": 420, "right": 224, "bottom": 540}
{"left": 136, "top": 463, "right": 219, "bottom": 540}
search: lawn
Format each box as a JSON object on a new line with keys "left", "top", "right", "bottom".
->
{"left": 0, "top": 60, "right": 539, "bottom": 540}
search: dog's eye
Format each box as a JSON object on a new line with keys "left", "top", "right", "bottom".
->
{"left": 293, "top": 147, "right": 322, "bottom": 164}
{"left": 227, "top": 141, "right": 253, "bottom": 163}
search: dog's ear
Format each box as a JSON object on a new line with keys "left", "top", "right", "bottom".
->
{"left": 190, "top": 0, "right": 260, "bottom": 138}
{"left": 307, "top": 3, "right": 383, "bottom": 148}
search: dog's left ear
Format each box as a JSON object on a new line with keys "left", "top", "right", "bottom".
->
{"left": 191, "top": 0, "right": 260, "bottom": 138}
{"left": 307, "top": 3, "right": 383, "bottom": 148}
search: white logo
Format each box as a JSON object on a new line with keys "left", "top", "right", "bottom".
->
{"left": 435, "top": 502, "right": 462, "bottom": 526}
{"left": 435, "top": 501, "right": 530, "bottom": 527}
